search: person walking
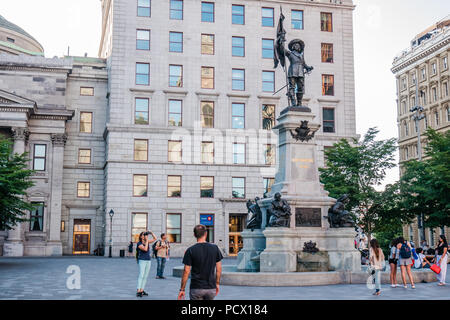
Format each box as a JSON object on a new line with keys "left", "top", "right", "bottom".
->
{"left": 388, "top": 238, "right": 399, "bottom": 287}
{"left": 435, "top": 235, "right": 448, "bottom": 286}
{"left": 155, "top": 233, "right": 170, "bottom": 279}
{"left": 136, "top": 231, "right": 157, "bottom": 297}
{"left": 396, "top": 237, "right": 415, "bottom": 289}
{"left": 369, "top": 239, "right": 385, "bottom": 296}
{"left": 178, "top": 225, "right": 223, "bottom": 300}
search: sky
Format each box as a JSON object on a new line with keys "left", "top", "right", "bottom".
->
{"left": 0, "top": 0, "right": 449, "bottom": 188}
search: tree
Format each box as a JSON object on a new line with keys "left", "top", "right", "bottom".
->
{"left": 0, "top": 138, "right": 35, "bottom": 230}
{"left": 319, "top": 128, "right": 408, "bottom": 241}
{"left": 398, "top": 129, "right": 450, "bottom": 229}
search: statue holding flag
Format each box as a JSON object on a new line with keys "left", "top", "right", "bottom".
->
{"left": 274, "top": 9, "right": 313, "bottom": 107}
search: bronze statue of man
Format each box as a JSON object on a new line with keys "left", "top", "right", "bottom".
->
{"left": 267, "top": 192, "right": 291, "bottom": 227}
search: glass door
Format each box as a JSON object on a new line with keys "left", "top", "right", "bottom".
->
{"left": 73, "top": 219, "right": 91, "bottom": 254}
{"left": 229, "top": 214, "right": 246, "bottom": 256}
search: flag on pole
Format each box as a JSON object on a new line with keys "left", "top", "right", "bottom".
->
{"left": 274, "top": 11, "right": 286, "bottom": 69}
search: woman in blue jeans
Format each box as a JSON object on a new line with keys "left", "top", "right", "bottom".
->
{"left": 136, "top": 231, "right": 157, "bottom": 297}
{"left": 369, "top": 239, "right": 385, "bottom": 296}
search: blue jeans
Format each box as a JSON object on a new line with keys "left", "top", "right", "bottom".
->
{"left": 156, "top": 257, "right": 166, "bottom": 277}
{"left": 137, "top": 260, "right": 151, "bottom": 290}
{"left": 374, "top": 269, "right": 381, "bottom": 291}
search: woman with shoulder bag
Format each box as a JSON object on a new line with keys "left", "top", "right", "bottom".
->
{"left": 435, "top": 235, "right": 448, "bottom": 286}
{"left": 136, "top": 231, "right": 157, "bottom": 297}
{"left": 388, "top": 238, "right": 399, "bottom": 288}
{"left": 396, "top": 237, "right": 415, "bottom": 289}
{"left": 369, "top": 239, "right": 385, "bottom": 296}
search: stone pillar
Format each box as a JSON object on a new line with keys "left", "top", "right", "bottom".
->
{"left": 260, "top": 227, "right": 298, "bottom": 272}
{"left": 45, "top": 133, "right": 67, "bottom": 256}
{"left": 236, "top": 229, "right": 266, "bottom": 272}
{"left": 3, "top": 127, "right": 29, "bottom": 256}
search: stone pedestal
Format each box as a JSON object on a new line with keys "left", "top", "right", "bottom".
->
{"left": 297, "top": 251, "right": 330, "bottom": 272}
{"left": 260, "top": 228, "right": 297, "bottom": 272}
{"left": 236, "top": 229, "right": 265, "bottom": 272}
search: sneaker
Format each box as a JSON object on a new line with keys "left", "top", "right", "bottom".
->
{"left": 411, "top": 285, "right": 416, "bottom": 289}
{"left": 403, "top": 285, "right": 408, "bottom": 289}
{"left": 160, "top": 276, "right": 166, "bottom": 279}
{"left": 142, "top": 291, "right": 149, "bottom": 296}
{"left": 136, "top": 292, "right": 143, "bottom": 298}
{"left": 391, "top": 284, "right": 397, "bottom": 288}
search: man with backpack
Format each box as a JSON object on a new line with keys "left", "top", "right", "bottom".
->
{"left": 396, "top": 237, "right": 416, "bottom": 289}
{"left": 154, "top": 233, "right": 170, "bottom": 279}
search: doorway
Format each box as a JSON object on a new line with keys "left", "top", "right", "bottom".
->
{"left": 229, "top": 214, "right": 246, "bottom": 256}
{"left": 73, "top": 219, "right": 91, "bottom": 254}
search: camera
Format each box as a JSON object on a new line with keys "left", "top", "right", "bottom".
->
{"left": 143, "top": 231, "right": 151, "bottom": 236}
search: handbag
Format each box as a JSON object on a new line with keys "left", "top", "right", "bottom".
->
{"left": 430, "top": 264, "right": 441, "bottom": 274}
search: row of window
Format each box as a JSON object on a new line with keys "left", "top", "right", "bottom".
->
{"left": 139, "top": 30, "right": 334, "bottom": 63}
{"left": 399, "top": 81, "right": 449, "bottom": 115}
{"left": 400, "top": 56, "right": 448, "bottom": 91}
{"left": 135, "top": 63, "right": 336, "bottom": 95}
{"left": 137, "top": 0, "right": 334, "bottom": 32}
{"left": 401, "top": 106, "right": 450, "bottom": 138}
{"left": 76, "top": 176, "right": 275, "bottom": 200}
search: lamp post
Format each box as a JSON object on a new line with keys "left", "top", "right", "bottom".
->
{"left": 108, "top": 209, "right": 114, "bottom": 258}
{"left": 410, "top": 70, "right": 426, "bottom": 243}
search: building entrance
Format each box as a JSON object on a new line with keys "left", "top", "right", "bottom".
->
{"left": 73, "top": 219, "right": 91, "bottom": 254}
{"left": 229, "top": 214, "right": 246, "bottom": 256}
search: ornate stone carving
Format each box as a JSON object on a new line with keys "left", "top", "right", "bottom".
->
{"left": 11, "top": 127, "right": 30, "bottom": 142}
{"left": 51, "top": 133, "right": 67, "bottom": 146}
{"left": 290, "top": 120, "right": 316, "bottom": 142}
{"left": 302, "top": 241, "right": 319, "bottom": 253}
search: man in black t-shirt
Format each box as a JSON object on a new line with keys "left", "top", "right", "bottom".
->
{"left": 178, "top": 225, "right": 223, "bottom": 300}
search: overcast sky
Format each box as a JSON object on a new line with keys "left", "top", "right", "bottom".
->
{"left": 0, "top": 0, "right": 448, "bottom": 188}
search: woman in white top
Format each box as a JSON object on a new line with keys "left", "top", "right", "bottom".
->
{"left": 369, "top": 238, "right": 385, "bottom": 296}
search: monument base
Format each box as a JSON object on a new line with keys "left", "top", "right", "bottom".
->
{"left": 3, "top": 241, "right": 24, "bottom": 257}
{"left": 297, "top": 251, "right": 330, "bottom": 272}
{"left": 236, "top": 229, "right": 265, "bottom": 272}
{"left": 260, "top": 228, "right": 297, "bottom": 272}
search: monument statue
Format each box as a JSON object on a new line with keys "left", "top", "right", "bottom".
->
{"left": 302, "top": 241, "right": 319, "bottom": 254}
{"left": 267, "top": 192, "right": 292, "bottom": 227}
{"left": 325, "top": 194, "right": 355, "bottom": 228}
{"left": 274, "top": 10, "right": 313, "bottom": 107}
{"left": 246, "top": 197, "right": 262, "bottom": 231}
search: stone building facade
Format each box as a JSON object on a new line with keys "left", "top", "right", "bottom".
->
{"left": 1, "top": 0, "right": 358, "bottom": 257}
{"left": 392, "top": 17, "right": 450, "bottom": 247}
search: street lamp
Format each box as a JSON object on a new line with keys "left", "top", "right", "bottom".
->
{"left": 108, "top": 209, "right": 114, "bottom": 258}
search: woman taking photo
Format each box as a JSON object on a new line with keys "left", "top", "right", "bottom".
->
{"left": 435, "top": 235, "right": 448, "bottom": 286}
{"left": 396, "top": 237, "right": 415, "bottom": 289}
{"left": 136, "top": 231, "right": 157, "bottom": 297}
{"left": 369, "top": 239, "right": 385, "bottom": 295}
{"left": 388, "top": 238, "right": 399, "bottom": 287}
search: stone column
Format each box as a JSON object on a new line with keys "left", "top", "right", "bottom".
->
{"left": 46, "top": 133, "right": 67, "bottom": 256}
{"left": 3, "top": 127, "right": 29, "bottom": 256}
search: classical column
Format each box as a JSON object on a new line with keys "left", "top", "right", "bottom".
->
{"left": 46, "top": 133, "right": 67, "bottom": 256}
{"left": 3, "top": 127, "right": 29, "bottom": 256}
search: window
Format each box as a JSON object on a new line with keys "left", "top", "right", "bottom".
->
{"left": 412, "top": 73, "right": 416, "bottom": 85}
{"left": 131, "top": 213, "right": 148, "bottom": 243}
{"left": 411, "top": 96, "right": 416, "bottom": 108}
{"left": 320, "top": 12, "right": 332, "bottom": 32}
{"left": 80, "top": 112, "right": 93, "bottom": 133}
{"left": 444, "top": 82, "right": 448, "bottom": 97}
{"left": 262, "top": 8, "right": 274, "bottom": 27}
{"left": 136, "top": 29, "right": 150, "bottom": 50}
{"left": 78, "top": 149, "right": 91, "bottom": 164}
{"left": 401, "top": 78, "right": 406, "bottom": 90}
{"left": 80, "top": 87, "right": 94, "bottom": 96}
{"left": 323, "top": 108, "right": 335, "bottom": 133}
{"left": 168, "top": 140, "right": 182, "bottom": 162}
{"left": 421, "top": 91, "right": 427, "bottom": 105}
{"left": 135, "top": 98, "right": 149, "bottom": 124}
{"left": 232, "top": 177, "right": 245, "bottom": 198}
{"left": 435, "top": 111, "right": 439, "bottom": 126}
{"left": 401, "top": 101, "right": 406, "bottom": 114}
{"left": 447, "top": 106, "right": 450, "bottom": 122}
{"left": 133, "top": 175, "right": 148, "bottom": 197}
{"left": 167, "top": 175, "right": 181, "bottom": 197}
{"left": 262, "top": 71, "right": 275, "bottom": 92}
{"left": 200, "top": 214, "right": 214, "bottom": 242}
{"left": 201, "top": 101, "right": 214, "bottom": 128}
{"left": 444, "top": 56, "right": 448, "bottom": 70}
{"left": 30, "top": 202, "right": 44, "bottom": 231}
{"left": 322, "top": 75, "right": 334, "bottom": 96}
{"left": 321, "top": 43, "right": 333, "bottom": 63}
{"left": 232, "top": 69, "right": 245, "bottom": 91}
{"left": 432, "top": 87, "right": 437, "bottom": 102}
{"left": 169, "top": 32, "right": 183, "bottom": 52}
{"left": 168, "top": 99, "right": 182, "bottom": 126}
{"left": 33, "top": 144, "right": 46, "bottom": 171}
{"left": 137, "top": 0, "right": 151, "bottom": 17}
{"left": 232, "top": 36, "right": 245, "bottom": 57}
{"left": 232, "top": 103, "right": 245, "bottom": 129}
{"left": 166, "top": 214, "right": 181, "bottom": 243}
{"left": 404, "top": 121, "right": 409, "bottom": 136}
{"left": 405, "top": 146, "right": 409, "bottom": 159}
{"left": 232, "top": 5, "right": 244, "bottom": 25}
{"left": 263, "top": 178, "right": 275, "bottom": 195}
{"left": 265, "top": 144, "right": 275, "bottom": 165}
{"left": 201, "top": 67, "right": 214, "bottom": 89}
{"left": 169, "top": 65, "right": 183, "bottom": 87}
{"left": 432, "top": 62, "right": 437, "bottom": 75}
{"left": 262, "top": 39, "right": 274, "bottom": 59}
{"left": 200, "top": 176, "right": 214, "bottom": 198}
{"left": 136, "top": 63, "right": 150, "bottom": 85}
{"left": 421, "top": 68, "right": 426, "bottom": 80}
{"left": 201, "top": 34, "right": 214, "bottom": 55}
{"left": 201, "top": 142, "right": 214, "bottom": 164}
{"left": 291, "top": 10, "right": 303, "bottom": 29}
{"left": 233, "top": 143, "right": 245, "bottom": 164}
{"left": 6, "top": 37, "right": 14, "bottom": 43}
{"left": 134, "top": 139, "right": 148, "bottom": 161}
{"left": 201, "top": 2, "right": 214, "bottom": 22}
{"left": 170, "top": 0, "right": 183, "bottom": 20}
{"left": 77, "top": 182, "right": 90, "bottom": 198}
{"left": 262, "top": 104, "right": 275, "bottom": 130}
{"left": 61, "top": 221, "right": 65, "bottom": 232}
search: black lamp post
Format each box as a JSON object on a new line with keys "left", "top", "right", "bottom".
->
{"left": 108, "top": 209, "right": 114, "bottom": 258}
